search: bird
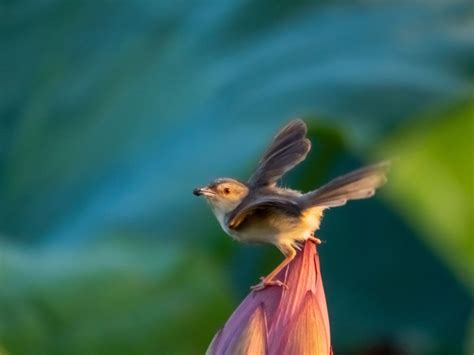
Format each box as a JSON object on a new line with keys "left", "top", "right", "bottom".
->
{"left": 193, "top": 119, "right": 389, "bottom": 291}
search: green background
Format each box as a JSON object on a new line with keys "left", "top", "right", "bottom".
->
{"left": 1, "top": 1, "right": 473, "bottom": 354}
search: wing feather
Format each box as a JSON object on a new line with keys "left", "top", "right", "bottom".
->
{"left": 226, "top": 195, "right": 301, "bottom": 230}
{"left": 300, "top": 161, "right": 390, "bottom": 208}
{"left": 247, "top": 119, "right": 311, "bottom": 187}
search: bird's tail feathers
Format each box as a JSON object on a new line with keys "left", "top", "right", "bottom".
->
{"left": 300, "top": 161, "right": 390, "bottom": 209}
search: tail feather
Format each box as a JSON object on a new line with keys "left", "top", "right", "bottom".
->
{"left": 300, "top": 161, "right": 390, "bottom": 208}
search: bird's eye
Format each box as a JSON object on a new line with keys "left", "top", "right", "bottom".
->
{"left": 223, "top": 187, "right": 231, "bottom": 194}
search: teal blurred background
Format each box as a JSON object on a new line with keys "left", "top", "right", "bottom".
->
{"left": 1, "top": 1, "right": 473, "bottom": 354}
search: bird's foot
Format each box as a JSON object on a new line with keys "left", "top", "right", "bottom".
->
{"left": 308, "top": 235, "right": 322, "bottom": 244}
{"left": 250, "top": 277, "right": 288, "bottom": 292}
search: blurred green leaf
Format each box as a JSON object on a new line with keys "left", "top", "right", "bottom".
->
{"left": 381, "top": 99, "right": 474, "bottom": 292}
{"left": 0, "top": 241, "right": 233, "bottom": 354}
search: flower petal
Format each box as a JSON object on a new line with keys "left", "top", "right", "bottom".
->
{"left": 269, "top": 241, "right": 318, "bottom": 342}
{"left": 206, "top": 328, "right": 222, "bottom": 355}
{"left": 314, "top": 249, "right": 330, "bottom": 338}
{"left": 224, "top": 305, "right": 268, "bottom": 355}
{"left": 278, "top": 291, "right": 331, "bottom": 355}
{"left": 212, "top": 285, "right": 283, "bottom": 353}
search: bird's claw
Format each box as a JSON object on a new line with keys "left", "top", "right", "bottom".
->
{"left": 250, "top": 277, "right": 288, "bottom": 291}
{"left": 308, "top": 235, "right": 322, "bottom": 244}
{"left": 294, "top": 241, "right": 303, "bottom": 251}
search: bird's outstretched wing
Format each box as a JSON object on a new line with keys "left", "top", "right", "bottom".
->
{"left": 247, "top": 119, "right": 311, "bottom": 187}
{"left": 226, "top": 195, "right": 301, "bottom": 230}
{"left": 299, "top": 161, "right": 391, "bottom": 208}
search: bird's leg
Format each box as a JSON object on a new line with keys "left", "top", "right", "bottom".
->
{"left": 251, "top": 247, "right": 296, "bottom": 291}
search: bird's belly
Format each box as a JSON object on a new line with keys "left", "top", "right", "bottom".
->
{"left": 301, "top": 206, "right": 324, "bottom": 232}
{"left": 231, "top": 207, "right": 324, "bottom": 245}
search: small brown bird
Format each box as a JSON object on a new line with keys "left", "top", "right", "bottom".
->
{"left": 193, "top": 119, "right": 389, "bottom": 290}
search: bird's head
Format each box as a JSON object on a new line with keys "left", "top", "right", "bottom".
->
{"left": 193, "top": 178, "right": 249, "bottom": 215}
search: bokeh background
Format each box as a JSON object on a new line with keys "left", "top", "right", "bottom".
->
{"left": 1, "top": 1, "right": 473, "bottom": 354}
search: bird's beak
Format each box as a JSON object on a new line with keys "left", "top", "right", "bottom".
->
{"left": 193, "top": 186, "right": 215, "bottom": 197}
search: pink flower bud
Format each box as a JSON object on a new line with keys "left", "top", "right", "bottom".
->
{"left": 207, "top": 240, "right": 332, "bottom": 355}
